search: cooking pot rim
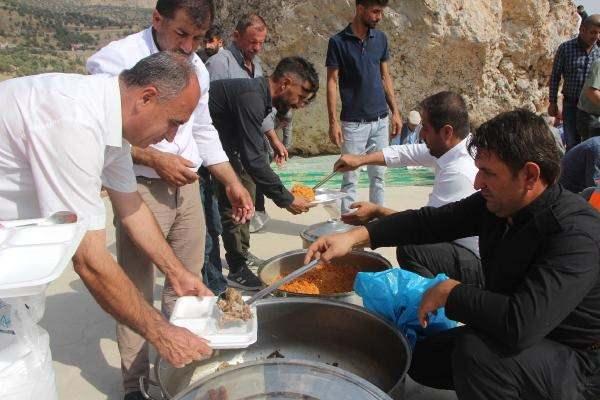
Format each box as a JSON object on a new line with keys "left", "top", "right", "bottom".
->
{"left": 257, "top": 249, "right": 392, "bottom": 298}
{"left": 170, "top": 358, "right": 394, "bottom": 400}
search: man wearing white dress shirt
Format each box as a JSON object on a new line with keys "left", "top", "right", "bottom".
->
{"left": 335, "top": 91, "right": 483, "bottom": 286}
{"left": 0, "top": 52, "right": 214, "bottom": 396}
{"left": 86, "top": 1, "right": 252, "bottom": 398}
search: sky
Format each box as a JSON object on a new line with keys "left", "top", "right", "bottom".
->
{"left": 579, "top": 0, "right": 600, "bottom": 15}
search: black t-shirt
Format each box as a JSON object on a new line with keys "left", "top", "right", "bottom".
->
{"left": 209, "top": 77, "right": 293, "bottom": 207}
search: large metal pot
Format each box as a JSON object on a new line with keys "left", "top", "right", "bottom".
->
{"left": 151, "top": 298, "right": 411, "bottom": 400}
{"left": 257, "top": 249, "right": 392, "bottom": 305}
{"left": 171, "top": 360, "right": 393, "bottom": 400}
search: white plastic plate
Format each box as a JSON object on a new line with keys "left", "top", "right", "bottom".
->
{"left": 0, "top": 219, "right": 87, "bottom": 298}
{"left": 310, "top": 189, "right": 349, "bottom": 205}
{"left": 170, "top": 296, "right": 257, "bottom": 350}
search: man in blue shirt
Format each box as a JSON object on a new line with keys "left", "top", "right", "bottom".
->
{"left": 560, "top": 136, "right": 600, "bottom": 193}
{"left": 548, "top": 15, "right": 600, "bottom": 150}
{"left": 326, "top": 0, "right": 402, "bottom": 213}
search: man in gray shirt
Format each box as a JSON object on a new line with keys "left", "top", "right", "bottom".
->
{"left": 205, "top": 14, "right": 292, "bottom": 288}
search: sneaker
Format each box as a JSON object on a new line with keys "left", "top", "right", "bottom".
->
{"left": 249, "top": 210, "right": 270, "bottom": 233}
{"left": 227, "top": 266, "right": 264, "bottom": 290}
{"left": 124, "top": 391, "right": 145, "bottom": 400}
{"left": 245, "top": 252, "right": 266, "bottom": 269}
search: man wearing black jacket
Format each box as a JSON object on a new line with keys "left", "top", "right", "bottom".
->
{"left": 305, "top": 109, "right": 600, "bottom": 399}
{"left": 210, "top": 56, "right": 318, "bottom": 289}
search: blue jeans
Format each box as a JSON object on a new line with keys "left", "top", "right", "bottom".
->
{"left": 563, "top": 103, "right": 580, "bottom": 150}
{"left": 340, "top": 117, "right": 389, "bottom": 213}
{"left": 199, "top": 168, "right": 227, "bottom": 294}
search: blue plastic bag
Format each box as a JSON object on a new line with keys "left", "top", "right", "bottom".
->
{"left": 354, "top": 268, "right": 457, "bottom": 349}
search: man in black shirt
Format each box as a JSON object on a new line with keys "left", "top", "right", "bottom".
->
{"left": 305, "top": 109, "right": 600, "bottom": 399}
{"left": 210, "top": 56, "right": 318, "bottom": 290}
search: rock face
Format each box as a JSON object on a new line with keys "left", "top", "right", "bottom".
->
{"left": 214, "top": 0, "right": 580, "bottom": 155}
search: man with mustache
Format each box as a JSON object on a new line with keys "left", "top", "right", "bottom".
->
{"left": 306, "top": 109, "right": 600, "bottom": 399}
{"left": 0, "top": 52, "right": 214, "bottom": 400}
{"left": 86, "top": 1, "right": 253, "bottom": 398}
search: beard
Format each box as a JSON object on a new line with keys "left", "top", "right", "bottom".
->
{"left": 272, "top": 95, "right": 290, "bottom": 112}
{"left": 205, "top": 47, "right": 219, "bottom": 57}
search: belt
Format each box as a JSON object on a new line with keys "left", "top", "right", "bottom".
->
{"left": 135, "top": 176, "right": 164, "bottom": 184}
{"left": 345, "top": 113, "right": 388, "bottom": 123}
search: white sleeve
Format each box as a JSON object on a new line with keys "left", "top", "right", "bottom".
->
{"left": 28, "top": 120, "right": 107, "bottom": 231}
{"left": 428, "top": 169, "right": 476, "bottom": 208}
{"left": 102, "top": 142, "right": 137, "bottom": 194}
{"left": 382, "top": 143, "right": 436, "bottom": 168}
{"left": 193, "top": 69, "right": 229, "bottom": 167}
{"left": 86, "top": 45, "right": 127, "bottom": 76}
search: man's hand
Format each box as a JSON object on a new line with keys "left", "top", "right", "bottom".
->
{"left": 169, "top": 267, "right": 213, "bottom": 297}
{"left": 390, "top": 111, "right": 403, "bottom": 138}
{"left": 225, "top": 182, "right": 254, "bottom": 224}
{"left": 334, "top": 154, "right": 364, "bottom": 172}
{"left": 329, "top": 122, "right": 343, "bottom": 147}
{"left": 286, "top": 195, "right": 313, "bottom": 215}
{"left": 418, "top": 279, "right": 461, "bottom": 328}
{"left": 304, "top": 232, "right": 355, "bottom": 264}
{"left": 547, "top": 103, "right": 561, "bottom": 119}
{"left": 270, "top": 137, "right": 289, "bottom": 165}
{"left": 341, "top": 202, "right": 381, "bottom": 225}
{"left": 151, "top": 151, "right": 199, "bottom": 187}
{"left": 153, "top": 323, "right": 213, "bottom": 368}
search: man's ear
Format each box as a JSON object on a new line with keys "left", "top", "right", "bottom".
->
{"left": 136, "top": 86, "right": 159, "bottom": 110}
{"left": 441, "top": 124, "right": 454, "bottom": 142}
{"left": 522, "top": 162, "right": 541, "bottom": 190}
{"left": 151, "top": 9, "right": 162, "bottom": 30}
{"left": 232, "top": 30, "right": 241, "bottom": 42}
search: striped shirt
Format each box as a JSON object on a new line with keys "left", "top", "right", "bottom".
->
{"left": 549, "top": 37, "right": 600, "bottom": 105}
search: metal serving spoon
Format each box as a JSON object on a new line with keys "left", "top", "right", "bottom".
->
{"left": 245, "top": 259, "right": 320, "bottom": 305}
{"left": 312, "top": 144, "right": 377, "bottom": 191}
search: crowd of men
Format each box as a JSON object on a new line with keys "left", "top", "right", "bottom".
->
{"left": 0, "top": 0, "right": 600, "bottom": 399}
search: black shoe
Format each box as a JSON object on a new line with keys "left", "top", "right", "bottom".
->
{"left": 124, "top": 391, "right": 145, "bottom": 400}
{"left": 227, "top": 266, "right": 264, "bottom": 290}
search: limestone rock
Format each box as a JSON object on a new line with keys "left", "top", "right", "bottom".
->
{"left": 214, "top": 0, "right": 579, "bottom": 155}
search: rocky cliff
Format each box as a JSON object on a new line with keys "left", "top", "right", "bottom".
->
{"left": 214, "top": 0, "right": 580, "bottom": 155}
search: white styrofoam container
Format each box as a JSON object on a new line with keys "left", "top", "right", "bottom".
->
{"left": 0, "top": 219, "right": 87, "bottom": 298}
{"left": 170, "top": 296, "right": 258, "bottom": 349}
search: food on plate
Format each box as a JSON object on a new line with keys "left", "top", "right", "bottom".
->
{"left": 277, "top": 262, "right": 362, "bottom": 295}
{"left": 217, "top": 288, "right": 252, "bottom": 324}
{"left": 291, "top": 184, "right": 316, "bottom": 202}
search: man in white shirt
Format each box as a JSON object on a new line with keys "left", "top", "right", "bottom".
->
{"left": 0, "top": 52, "right": 214, "bottom": 395}
{"left": 86, "top": 1, "right": 252, "bottom": 398}
{"left": 335, "top": 91, "right": 483, "bottom": 286}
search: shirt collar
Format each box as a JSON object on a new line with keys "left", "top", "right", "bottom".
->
{"left": 436, "top": 134, "right": 471, "bottom": 168}
{"left": 342, "top": 23, "right": 375, "bottom": 40}
{"left": 104, "top": 76, "right": 123, "bottom": 147}
{"left": 576, "top": 36, "right": 598, "bottom": 53}
{"left": 228, "top": 43, "right": 253, "bottom": 72}
{"left": 510, "top": 184, "right": 562, "bottom": 228}
{"left": 146, "top": 27, "right": 160, "bottom": 53}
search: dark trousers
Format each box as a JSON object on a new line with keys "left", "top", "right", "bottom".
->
{"left": 199, "top": 167, "right": 227, "bottom": 294}
{"left": 255, "top": 187, "right": 266, "bottom": 212}
{"left": 216, "top": 158, "right": 256, "bottom": 274}
{"left": 409, "top": 327, "right": 600, "bottom": 400}
{"left": 564, "top": 103, "right": 581, "bottom": 150}
{"left": 396, "top": 242, "right": 484, "bottom": 287}
{"left": 576, "top": 108, "right": 600, "bottom": 142}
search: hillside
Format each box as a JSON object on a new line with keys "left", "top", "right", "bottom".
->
{"left": 0, "top": 0, "right": 152, "bottom": 78}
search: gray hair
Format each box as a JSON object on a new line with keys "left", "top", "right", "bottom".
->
{"left": 119, "top": 51, "right": 195, "bottom": 102}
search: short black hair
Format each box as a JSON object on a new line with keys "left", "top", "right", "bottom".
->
{"left": 205, "top": 24, "right": 223, "bottom": 41}
{"left": 272, "top": 56, "right": 319, "bottom": 103}
{"left": 234, "top": 13, "right": 268, "bottom": 34}
{"left": 356, "top": 0, "right": 389, "bottom": 7}
{"left": 419, "top": 91, "right": 470, "bottom": 139}
{"left": 468, "top": 109, "right": 562, "bottom": 185}
{"left": 155, "top": 0, "right": 214, "bottom": 27}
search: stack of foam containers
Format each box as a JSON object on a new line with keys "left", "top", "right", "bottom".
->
{"left": 0, "top": 217, "right": 87, "bottom": 400}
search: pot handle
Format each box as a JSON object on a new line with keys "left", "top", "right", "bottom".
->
{"left": 139, "top": 376, "right": 166, "bottom": 400}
